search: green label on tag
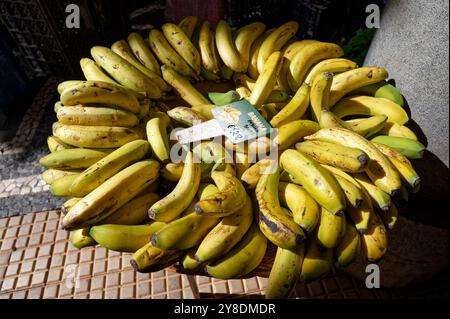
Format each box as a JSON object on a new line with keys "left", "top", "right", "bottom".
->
{"left": 211, "top": 100, "right": 273, "bottom": 143}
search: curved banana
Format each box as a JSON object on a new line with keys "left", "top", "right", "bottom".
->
{"left": 149, "top": 152, "right": 201, "bottom": 222}
{"left": 352, "top": 80, "right": 404, "bottom": 106}
{"left": 161, "top": 162, "right": 184, "bottom": 182}
{"left": 318, "top": 109, "right": 347, "bottom": 129}
{"left": 335, "top": 220, "right": 361, "bottom": 267}
{"left": 275, "top": 120, "right": 320, "bottom": 150}
{"left": 215, "top": 20, "right": 243, "bottom": 72}
{"left": 146, "top": 112, "right": 170, "bottom": 162}
{"left": 57, "top": 80, "right": 84, "bottom": 94}
{"left": 127, "top": 32, "right": 161, "bottom": 75}
{"left": 305, "top": 127, "right": 402, "bottom": 196}
{"left": 255, "top": 164, "right": 306, "bottom": 250}
{"left": 60, "top": 80, "right": 141, "bottom": 114}
{"left": 70, "top": 140, "right": 149, "bottom": 197}
{"left": 195, "top": 171, "right": 246, "bottom": 217}
{"left": 266, "top": 245, "right": 305, "bottom": 299}
{"left": 91, "top": 46, "right": 162, "bottom": 98}
{"left": 370, "top": 135, "right": 425, "bottom": 159}
{"left": 57, "top": 106, "right": 139, "bottom": 127}
{"left": 195, "top": 193, "right": 253, "bottom": 262}
{"left": 62, "top": 160, "right": 160, "bottom": 230}
{"left": 328, "top": 67, "right": 389, "bottom": 106}
{"left": 379, "top": 122, "right": 418, "bottom": 141}
{"left": 148, "top": 29, "right": 198, "bottom": 79}
{"left": 130, "top": 242, "right": 185, "bottom": 273}
{"left": 42, "top": 168, "right": 80, "bottom": 185}
{"left": 191, "top": 104, "right": 217, "bottom": 120}
{"left": 288, "top": 42, "right": 343, "bottom": 91}
{"left": 162, "top": 23, "right": 201, "bottom": 76}
{"left": 295, "top": 140, "right": 369, "bottom": 173}
{"left": 270, "top": 83, "right": 310, "bottom": 128}
{"left": 280, "top": 149, "right": 346, "bottom": 215}
{"left": 50, "top": 174, "right": 80, "bottom": 197}
{"left": 278, "top": 182, "right": 320, "bottom": 233}
{"left": 205, "top": 223, "right": 267, "bottom": 279}
{"left": 53, "top": 122, "right": 144, "bottom": 149}
{"left": 100, "top": 193, "right": 161, "bottom": 225}
{"left": 316, "top": 206, "right": 346, "bottom": 249}
{"left": 257, "top": 21, "right": 299, "bottom": 74}
{"left": 333, "top": 174, "right": 365, "bottom": 208}
{"left": 198, "top": 21, "right": 220, "bottom": 74}
{"left": 62, "top": 197, "right": 81, "bottom": 215}
{"left": 208, "top": 90, "right": 240, "bottom": 106}
{"left": 70, "top": 228, "right": 96, "bottom": 249}
{"left": 167, "top": 106, "right": 206, "bottom": 127}
{"left": 247, "top": 29, "right": 274, "bottom": 79}
{"left": 344, "top": 115, "right": 388, "bottom": 138}
{"left": 181, "top": 248, "right": 205, "bottom": 271}
{"left": 39, "top": 148, "right": 107, "bottom": 169}
{"left": 361, "top": 213, "right": 388, "bottom": 262}
{"left": 90, "top": 223, "right": 165, "bottom": 252}
{"left": 178, "top": 16, "right": 199, "bottom": 39}
{"left": 80, "top": 58, "right": 118, "bottom": 85}
{"left": 240, "top": 159, "right": 274, "bottom": 189}
{"left": 161, "top": 65, "right": 210, "bottom": 106}
{"left": 380, "top": 201, "right": 399, "bottom": 230}
{"left": 304, "top": 58, "right": 358, "bottom": 85}
{"left": 310, "top": 71, "right": 333, "bottom": 121}
{"left": 235, "top": 22, "right": 266, "bottom": 72}
{"left": 299, "top": 239, "right": 333, "bottom": 283}
{"left": 353, "top": 173, "right": 391, "bottom": 211}
{"left": 249, "top": 51, "right": 283, "bottom": 107}
{"left": 332, "top": 95, "right": 409, "bottom": 125}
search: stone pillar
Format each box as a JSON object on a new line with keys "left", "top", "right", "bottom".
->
{"left": 364, "top": 0, "right": 449, "bottom": 166}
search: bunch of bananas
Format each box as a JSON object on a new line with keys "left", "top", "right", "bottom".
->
{"left": 38, "top": 16, "right": 427, "bottom": 299}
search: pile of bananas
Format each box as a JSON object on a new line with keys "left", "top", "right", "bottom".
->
{"left": 38, "top": 16, "right": 426, "bottom": 298}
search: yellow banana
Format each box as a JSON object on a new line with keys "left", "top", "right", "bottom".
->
{"left": 332, "top": 95, "right": 409, "bottom": 125}
{"left": 257, "top": 21, "right": 299, "bottom": 74}
{"left": 305, "top": 127, "right": 402, "bottom": 196}
{"left": 299, "top": 239, "right": 333, "bottom": 283}
{"left": 195, "top": 171, "right": 246, "bottom": 217}
{"left": 39, "top": 148, "right": 107, "bottom": 169}
{"left": 278, "top": 182, "right": 320, "bottom": 233}
{"left": 373, "top": 142, "right": 420, "bottom": 192}
{"left": 181, "top": 248, "right": 205, "bottom": 271}
{"left": 167, "top": 106, "right": 206, "bottom": 127}
{"left": 42, "top": 168, "right": 81, "bottom": 185}
{"left": 205, "top": 223, "right": 267, "bottom": 279}
{"left": 57, "top": 80, "right": 84, "bottom": 94}
{"left": 241, "top": 159, "right": 274, "bottom": 189}
{"left": 161, "top": 162, "right": 184, "bottom": 182}
{"left": 310, "top": 71, "right": 333, "bottom": 121}
{"left": 215, "top": 20, "right": 243, "bottom": 72}
{"left": 62, "top": 160, "right": 160, "bottom": 230}
{"left": 70, "top": 228, "right": 96, "bottom": 249}
{"left": 379, "top": 122, "right": 418, "bottom": 140}
{"left": 353, "top": 173, "right": 391, "bottom": 211}
{"left": 60, "top": 80, "right": 141, "bottom": 114}
{"left": 146, "top": 112, "right": 170, "bottom": 162}
{"left": 50, "top": 174, "right": 80, "bottom": 197}
{"left": 270, "top": 83, "right": 310, "bottom": 128}
{"left": 275, "top": 120, "right": 319, "bottom": 150}
{"left": 53, "top": 122, "right": 144, "bottom": 149}
{"left": 162, "top": 23, "right": 201, "bottom": 76}
{"left": 198, "top": 21, "right": 220, "bottom": 74}
{"left": 320, "top": 164, "right": 372, "bottom": 233}
{"left": 79, "top": 58, "right": 118, "bottom": 85}
{"left": 318, "top": 109, "right": 347, "bottom": 129}
{"left": 91, "top": 46, "right": 162, "bottom": 98}
{"left": 235, "top": 22, "right": 266, "bottom": 72}
{"left": 195, "top": 193, "right": 253, "bottom": 262}
{"left": 304, "top": 58, "right": 358, "bottom": 85}
{"left": 130, "top": 242, "right": 184, "bottom": 273}
{"left": 178, "top": 16, "right": 199, "bottom": 39}
{"left": 380, "top": 201, "right": 398, "bottom": 230}
{"left": 248, "top": 51, "right": 283, "bottom": 107}
{"left": 328, "top": 67, "right": 389, "bottom": 106}
{"left": 70, "top": 140, "right": 149, "bottom": 196}
{"left": 127, "top": 32, "right": 161, "bottom": 75}
{"left": 191, "top": 104, "right": 217, "bottom": 120}
{"left": 295, "top": 140, "right": 369, "bottom": 173}
{"left": 266, "top": 245, "right": 305, "bottom": 299}
{"left": 62, "top": 197, "right": 81, "bottom": 215}
{"left": 335, "top": 220, "right": 361, "bottom": 267}
{"left": 148, "top": 29, "right": 198, "bottom": 79}
{"left": 47, "top": 135, "right": 73, "bottom": 153}
{"left": 196, "top": 183, "right": 219, "bottom": 200}
{"left": 56, "top": 106, "right": 139, "bottom": 127}
{"left": 90, "top": 223, "right": 165, "bottom": 253}
{"left": 361, "top": 212, "right": 388, "bottom": 262}
{"left": 344, "top": 115, "right": 388, "bottom": 138}
{"left": 333, "top": 174, "right": 365, "bottom": 208}
{"left": 280, "top": 149, "right": 346, "bottom": 215}
{"left": 149, "top": 152, "right": 201, "bottom": 222}
{"left": 288, "top": 42, "right": 343, "bottom": 91}
{"left": 161, "top": 65, "right": 210, "bottom": 106}
{"left": 255, "top": 164, "right": 306, "bottom": 250}
{"left": 248, "top": 29, "right": 274, "bottom": 80}
{"left": 316, "top": 206, "right": 346, "bottom": 249}
{"left": 100, "top": 193, "right": 161, "bottom": 225}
